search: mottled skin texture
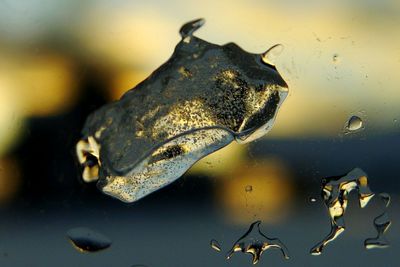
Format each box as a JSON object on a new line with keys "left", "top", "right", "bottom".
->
{"left": 77, "top": 19, "right": 288, "bottom": 203}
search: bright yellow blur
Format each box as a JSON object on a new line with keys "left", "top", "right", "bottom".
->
{"left": 109, "top": 68, "right": 151, "bottom": 100}
{"left": 1, "top": 53, "right": 78, "bottom": 116}
{"left": 0, "top": 77, "right": 24, "bottom": 156}
{"left": 216, "top": 158, "right": 294, "bottom": 225}
{"left": 189, "top": 142, "right": 247, "bottom": 176}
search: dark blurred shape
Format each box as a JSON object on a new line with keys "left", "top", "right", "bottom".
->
{"left": 0, "top": 157, "right": 21, "bottom": 205}
{"left": 11, "top": 61, "right": 110, "bottom": 206}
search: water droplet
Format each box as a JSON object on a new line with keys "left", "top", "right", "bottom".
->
{"left": 309, "top": 197, "right": 317, "bottom": 203}
{"left": 379, "top": 193, "right": 391, "bottom": 207}
{"left": 245, "top": 185, "right": 253, "bottom": 192}
{"left": 261, "top": 44, "right": 284, "bottom": 66}
{"left": 364, "top": 192, "right": 392, "bottom": 250}
{"left": 345, "top": 115, "right": 363, "bottom": 132}
{"left": 311, "top": 168, "right": 374, "bottom": 255}
{"left": 365, "top": 212, "right": 391, "bottom": 249}
{"left": 393, "top": 118, "right": 397, "bottom": 123}
{"left": 226, "top": 221, "right": 289, "bottom": 264}
{"left": 332, "top": 54, "right": 340, "bottom": 63}
{"left": 179, "top": 18, "right": 205, "bottom": 42}
{"left": 67, "top": 227, "right": 111, "bottom": 253}
{"left": 210, "top": 239, "right": 222, "bottom": 252}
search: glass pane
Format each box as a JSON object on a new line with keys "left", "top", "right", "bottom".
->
{"left": 0, "top": 1, "right": 398, "bottom": 266}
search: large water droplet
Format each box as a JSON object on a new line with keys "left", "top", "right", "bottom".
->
{"left": 346, "top": 115, "right": 363, "bottom": 132}
{"left": 261, "top": 44, "right": 284, "bottom": 67}
{"left": 310, "top": 168, "right": 374, "bottom": 255}
{"left": 210, "top": 239, "right": 222, "bottom": 252}
{"left": 226, "top": 221, "right": 289, "bottom": 265}
{"left": 179, "top": 18, "right": 205, "bottom": 43}
{"left": 67, "top": 227, "right": 111, "bottom": 253}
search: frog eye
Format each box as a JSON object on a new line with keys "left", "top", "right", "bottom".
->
{"left": 149, "top": 145, "right": 186, "bottom": 164}
{"left": 76, "top": 136, "right": 101, "bottom": 182}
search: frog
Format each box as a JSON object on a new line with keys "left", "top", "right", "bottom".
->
{"left": 76, "top": 18, "right": 289, "bottom": 203}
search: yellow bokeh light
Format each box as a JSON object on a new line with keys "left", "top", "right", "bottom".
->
{"left": 9, "top": 54, "right": 78, "bottom": 116}
{"left": 108, "top": 68, "right": 151, "bottom": 100}
{"left": 0, "top": 157, "right": 21, "bottom": 205}
{"left": 189, "top": 142, "right": 247, "bottom": 177}
{"left": 0, "top": 76, "right": 24, "bottom": 156}
{"left": 216, "top": 158, "right": 294, "bottom": 225}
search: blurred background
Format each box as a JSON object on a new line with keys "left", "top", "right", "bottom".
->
{"left": 0, "top": 0, "right": 399, "bottom": 266}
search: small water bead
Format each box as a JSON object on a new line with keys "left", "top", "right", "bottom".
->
{"left": 67, "top": 227, "right": 111, "bottom": 253}
{"left": 210, "top": 239, "right": 222, "bottom": 252}
{"left": 245, "top": 185, "right": 253, "bottom": 192}
{"left": 346, "top": 115, "right": 363, "bottom": 132}
{"left": 332, "top": 53, "right": 340, "bottom": 64}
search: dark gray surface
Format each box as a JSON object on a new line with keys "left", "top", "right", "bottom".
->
{"left": 2, "top": 134, "right": 399, "bottom": 266}
{"left": 0, "top": 198, "right": 398, "bottom": 267}
{"left": 0, "top": 186, "right": 398, "bottom": 267}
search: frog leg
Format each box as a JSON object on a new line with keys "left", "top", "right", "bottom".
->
{"left": 98, "top": 127, "right": 234, "bottom": 203}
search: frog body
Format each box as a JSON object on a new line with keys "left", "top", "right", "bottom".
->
{"left": 76, "top": 19, "right": 288, "bottom": 203}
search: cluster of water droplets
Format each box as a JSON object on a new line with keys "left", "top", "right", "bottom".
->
{"left": 310, "top": 168, "right": 391, "bottom": 255}
{"left": 210, "top": 221, "right": 289, "bottom": 265}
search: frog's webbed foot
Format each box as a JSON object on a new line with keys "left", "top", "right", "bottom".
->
{"left": 76, "top": 136, "right": 101, "bottom": 183}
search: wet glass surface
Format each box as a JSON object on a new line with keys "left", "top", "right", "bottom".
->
{"left": 0, "top": 1, "right": 399, "bottom": 266}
